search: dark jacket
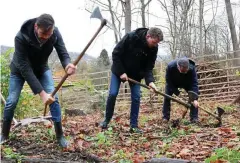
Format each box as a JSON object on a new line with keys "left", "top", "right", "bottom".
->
{"left": 10, "top": 18, "right": 71, "bottom": 94}
{"left": 111, "top": 28, "right": 158, "bottom": 85}
{"left": 165, "top": 59, "right": 199, "bottom": 95}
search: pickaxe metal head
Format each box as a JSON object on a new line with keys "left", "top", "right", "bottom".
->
{"left": 217, "top": 107, "right": 225, "bottom": 118}
{"left": 90, "top": 7, "right": 121, "bottom": 37}
{"left": 90, "top": 7, "right": 107, "bottom": 29}
{"left": 90, "top": 7, "right": 103, "bottom": 20}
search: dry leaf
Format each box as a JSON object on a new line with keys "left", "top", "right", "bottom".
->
{"left": 219, "top": 127, "right": 232, "bottom": 133}
{"left": 143, "top": 142, "right": 151, "bottom": 149}
{"left": 179, "top": 148, "right": 191, "bottom": 157}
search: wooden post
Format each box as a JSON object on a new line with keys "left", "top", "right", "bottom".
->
{"left": 225, "top": 54, "right": 230, "bottom": 100}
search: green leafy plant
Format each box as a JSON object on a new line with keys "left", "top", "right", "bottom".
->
{"left": 139, "top": 115, "right": 149, "bottom": 126}
{"left": 98, "top": 90, "right": 107, "bottom": 111}
{"left": 94, "top": 127, "right": 114, "bottom": 146}
{"left": 96, "top": 132, "right": 107, "bottom": 145}
{"left": 205, "top": 147, "right": 240, "bottom": 163}
{"left": 3, "top": 146, "right": 24, "bottom": 160}
{"left": 222, "top": 105, "right": 236, "bottom": 113}
{"left": 162, "top": 128, "right": 189, "bottom": 143}
{"left": 236, "top": 70, "right": 240, "bottom": 76}
{"left": 110, "top": 149, "right": 130, "bottom": 161}
{"left": 119, "top": 159, "right": 133, "bottom": 163}
{"left": 1, "top": 48, "right": 42, "bottom": 119}
{"left": 0, "top": 48, "right": 13, "bottom": 97}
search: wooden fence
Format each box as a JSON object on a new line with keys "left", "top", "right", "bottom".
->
{"left": 58, "top": 51, "right": 240, "bottom": 109}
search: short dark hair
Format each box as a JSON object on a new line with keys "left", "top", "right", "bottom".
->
{"left": 36, "top": 14, "right": 55, "bottom": 32}
{"left": 147, "top": 27, "right": 164, "bottom": 41}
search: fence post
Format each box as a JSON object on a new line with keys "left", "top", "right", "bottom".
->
{"left": 225, "top": 54, "right": 230, "bottom": 99}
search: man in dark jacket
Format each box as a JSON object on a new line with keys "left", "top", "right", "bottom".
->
{"left": 100, "top": 27, "right": 163, "bottom": 133}
{"left": 162, "top": 58, "right": 199, "bottom": 123}
{"left": 0, "top": 14, "right": 76, "bottom": 147}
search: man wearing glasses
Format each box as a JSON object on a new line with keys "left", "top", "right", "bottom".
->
{"left": 100, "top": 27, "right": 163, "bottom": 133}
{"left": 162, "top": 57, "right": 199, "bottom": 123}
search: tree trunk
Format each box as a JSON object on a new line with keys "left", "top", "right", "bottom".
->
{"left": 140, "top": 0, "right": 152, "bottom": 28}
{"left": 199, "top": 0, "right": 204, "bottom": 56}
{"left": 225, "top": 0, "right": 240, "bottom": 66}
{"left": 140, "top": 0, "right": 146, "bottom": 27}
{"left": 107, "top": 0, "right": 119, "bottom": 43}
{"left": 124, "top": 0, "right": 131, "bottom": 33}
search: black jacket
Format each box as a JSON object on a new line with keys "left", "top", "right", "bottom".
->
{"left": 111, "top": 28, "right": 158, "bottom": 85}
{"left": 10, "top": 18, "right": 71, "bottom": 94}
{"left": 166, "top": 59, "right": 199, "bottom": 95}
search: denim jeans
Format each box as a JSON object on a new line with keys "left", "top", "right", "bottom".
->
{"left": 105, "top": 73, "right": 140, "bottom": 128}
{"left": 162, "top": 85, "right": 198, "bottom": 120}
{"left": 3, "top": 70, "right": 62, "bottom": 122}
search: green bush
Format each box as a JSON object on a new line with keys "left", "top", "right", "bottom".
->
{"left": 1, "top": 49, "right": 42, "bottom": 119}
{"left": 0, "top": 48, "right": 12, "bottom": 98}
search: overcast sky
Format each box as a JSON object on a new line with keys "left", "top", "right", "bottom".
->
{"left": 0, "top": 0, "right": 118, "bottom": 57}
{"left": 0, "top": 0, "right": 239, "bottom": 58}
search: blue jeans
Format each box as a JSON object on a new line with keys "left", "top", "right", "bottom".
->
{"left": 162, "top": 85, "right": 198, "bottom": 120}
{"left": 105, "top": 73, "right": 140, "bottom": 128}
{"left": 3, "top": 70, "right": 62, "bottom": 122}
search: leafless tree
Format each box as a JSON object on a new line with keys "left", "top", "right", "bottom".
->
{"left": 199, "top": 0, "right": 204, "bottom": 56}
{"left": 157, "top": 0, "right": 195, "bottom": 59}
{"left": 225, "top": 0, "right": 240, "bottom": 66}
{"left": 122, "top": 0, "right": 132, "bottom": 33}
{"left": 48, "top": 50, "right": 61, "bottom": 73}
{"left": 139, "top": 0, "right": 152, "bottom": 27}
{"left": 85, "top": 0, "right": 123, "bottom": 43}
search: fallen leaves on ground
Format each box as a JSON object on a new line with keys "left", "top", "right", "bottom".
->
{"left": 1, "top": 103, "right": 240, "bottom": 162}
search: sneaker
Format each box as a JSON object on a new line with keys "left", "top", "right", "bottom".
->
{"left": 129, "top": 127, "right": 143, "bottom": 134}
{"left": 99, "top": 120, "right": 109, "bottom": 129}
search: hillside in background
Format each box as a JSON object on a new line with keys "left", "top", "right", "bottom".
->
{"left": 0, "top": 45, "right": 96, "bottom": 61}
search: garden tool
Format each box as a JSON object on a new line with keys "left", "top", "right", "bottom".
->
{"left": 128, "top": 78, "right": 225, "bottom": 127}
{"left": 187, "top": 91, "right": 225, "bottom": 127}
{"left": 43, "top": 7, "right": 107, "bottom": 116}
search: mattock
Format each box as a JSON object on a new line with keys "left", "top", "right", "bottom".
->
{"left": 43, "top": 7, "right": 107, "bottom": 116}
{"left": 128, "top": 78, "right": 225, "bottom": 127}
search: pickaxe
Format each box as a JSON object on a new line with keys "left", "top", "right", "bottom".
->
{"left": 43, "top": 7, "right": 107, "bottom": 116}
{"left": 128, "top": 78, "right": 225, "bottom": 127}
